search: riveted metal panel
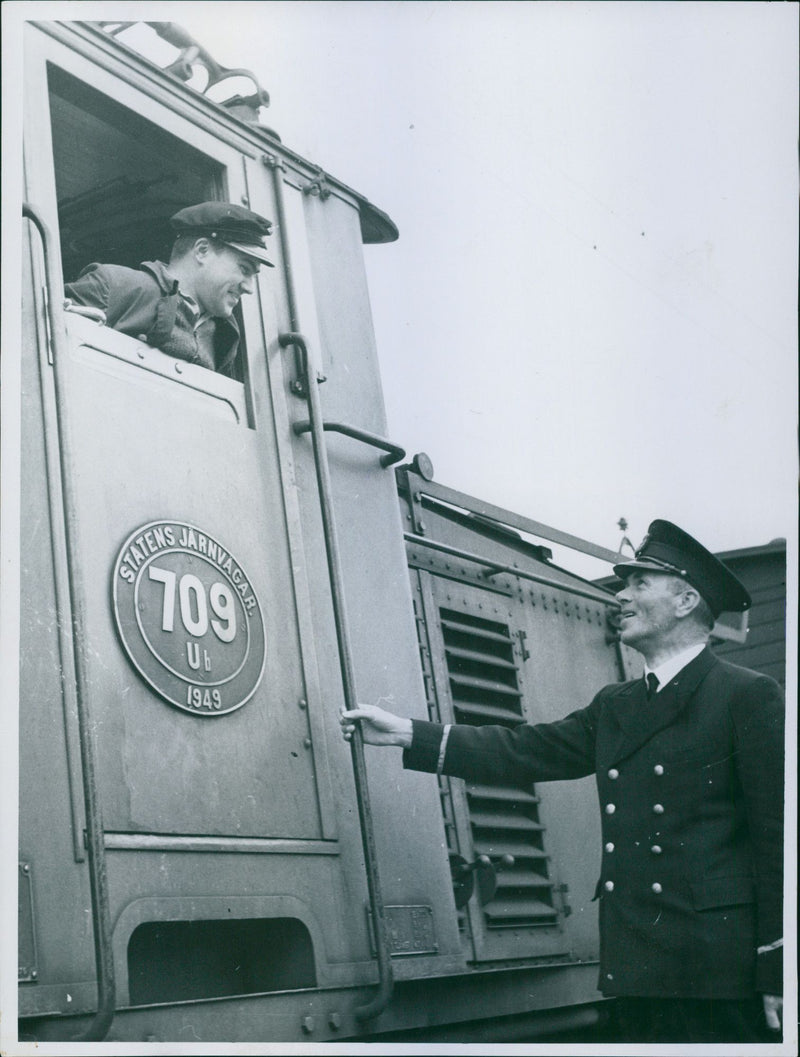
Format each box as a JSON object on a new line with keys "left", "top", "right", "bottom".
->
{"left": 404, "top": 488, "right": 624, "bottom": 967}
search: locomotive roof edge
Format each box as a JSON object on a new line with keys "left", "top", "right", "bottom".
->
{"left": 32, "top": 18, "right": 400, "bottom": 245}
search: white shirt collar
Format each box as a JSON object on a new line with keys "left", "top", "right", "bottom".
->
{"left": 177, "top": 291, "right": 213, "bottom": 331}
{"left": 645, "top": 642, "right": 707, "bottom": 693}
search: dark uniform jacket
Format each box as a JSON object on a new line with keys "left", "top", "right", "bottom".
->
{"left": 64, "top": 261, "right": 240, "bottom": 375}
{"left": 404, "top": 647, "right": 784, "bottom": 999}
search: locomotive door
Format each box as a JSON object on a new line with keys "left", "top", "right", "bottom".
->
{"left": 22, "top": 33, "right": 332, "bottom": 844}
{"left": 415, "top": 567, "right": 615, "bottom": 966}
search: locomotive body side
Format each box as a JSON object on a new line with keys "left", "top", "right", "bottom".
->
{"left": 16, "top": 20, "right": 623, "bottom": 1043}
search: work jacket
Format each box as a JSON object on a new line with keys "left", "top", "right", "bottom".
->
{"left": 404, "top": 647, "right": 784, "bottom": 999}
{"left": 64, "top": 261, "right": 240, "bottom": 375}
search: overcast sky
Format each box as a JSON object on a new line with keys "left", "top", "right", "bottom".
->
{"left": 182, "top": 0, "right": 798, "bottom": 565}
{"left": 10, "top": 1, "right": 800, "bottom": 567}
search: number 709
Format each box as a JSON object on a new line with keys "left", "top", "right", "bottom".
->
{"left": 148, "top": 565, "right": 237, "bottom": 642}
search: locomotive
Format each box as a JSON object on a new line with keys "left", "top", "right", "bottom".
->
{"left": 14, "top": 19, "right": 655, "bottom": 1043}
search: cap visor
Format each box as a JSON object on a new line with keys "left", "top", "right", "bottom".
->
{"left": 222, "top": 240, "right": 275, "bottom": 266}
{"left": 612, "top": 558, "right": 677, "bottom": 579}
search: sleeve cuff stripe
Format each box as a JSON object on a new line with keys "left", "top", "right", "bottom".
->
{"left": 757, "top": 938, "right": 783, "bottom": 954}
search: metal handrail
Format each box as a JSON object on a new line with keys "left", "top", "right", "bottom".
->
{"left": 279, "top": 331, "right": 394, "bottom": 1021}
{"left": 403, "top": 532, "right": 620, "bottom": 607}
{"left": 292, "top": 420, "right": 406, "bottom": 468}
{"left": 263, "top": 153, "right": 306, "bottom": 391}
{"left": 407, "top": 475, "right": 624, "bottom": 566}
{"left": 23, "top": 203, "right": 116, "bottom": 1041}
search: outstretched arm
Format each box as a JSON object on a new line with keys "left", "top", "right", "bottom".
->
{"left": 343, "top": 695, "right": 601, "bottom": 784}
{"left": 340, "top": 704, "right": 412, "bottom": 748}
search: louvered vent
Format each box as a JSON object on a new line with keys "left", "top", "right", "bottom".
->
{"left": 439, "top": 608, "right": 559, "bottom": 929}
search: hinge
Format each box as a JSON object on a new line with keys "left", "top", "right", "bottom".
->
{"left": 517, "top": 628, "right": 530, "bottom": 661}
{"left": 18, "top": 862, "right": 39, "bottom": 982}
{"left": 42, "top": 284, "right": 54, "bottom": 365}
{"left": 303, "top": 166, "right": 332, "bottom": 200}
{"left": 557, "top": 882, "right": 572, "bottom": 917}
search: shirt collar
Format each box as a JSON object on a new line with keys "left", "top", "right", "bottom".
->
{"left": 645, "top": 642, "right": 707, "bottom": 692}
{"left": 179, "top": 290, "right": 199, "bottom": 313}
{"left": 177, "top": 291, "right": 214, "bottom": 331}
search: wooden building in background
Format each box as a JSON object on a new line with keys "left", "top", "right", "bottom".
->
{"left": 710, "top": 539, "right": 787, "bottom": 687}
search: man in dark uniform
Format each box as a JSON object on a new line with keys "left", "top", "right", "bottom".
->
{"left": 341, "top": 520, "right": 784, "bottom": 1043}
{"left": 63, "top": 202, "right": 274, "bottom": 376}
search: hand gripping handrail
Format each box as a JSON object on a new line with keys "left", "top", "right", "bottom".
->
{"left": 279, "top": 331, "right": 394, "bottom": 1021}
{"left": 23, "top": 203, "right": 116, "bottom": 1041}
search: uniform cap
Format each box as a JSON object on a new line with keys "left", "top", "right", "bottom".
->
{"left": 613, "top": 519, "right": 751, "bottom": 618}
{"left": 170, "top": 202, "right": 274, "bottom": 266}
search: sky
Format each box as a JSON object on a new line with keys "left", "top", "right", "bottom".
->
{"left": 174, "top": 0, "right": 799, "bottom": 567}
{"left": 5, "top": 1, "right": 799, "bottom": 569}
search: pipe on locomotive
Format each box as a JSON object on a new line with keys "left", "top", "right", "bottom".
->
{"left": 23, "top": 203, "right": 117, "bottom": 1042}
{"left": 267, "top": 136, "right": 399, "bottom": 1019}
{"left": 279, "top": 331, "right": 395, "bottom": 1021}
{"left": 263, "top": 149, "right": 400, "bottom": 1018}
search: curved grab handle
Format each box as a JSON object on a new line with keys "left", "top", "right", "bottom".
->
{"left": 292, "top": 420, "right": 406, "bottom": 468}
{"left": 23, "top": 204, "right": 116, "bottom": 1042}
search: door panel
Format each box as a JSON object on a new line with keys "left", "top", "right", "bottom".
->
{"left": 41, "top": 314, "right": 321, "bottom": 839}
{"left": 21, "top": 29, "right": 329, "bottom": 842}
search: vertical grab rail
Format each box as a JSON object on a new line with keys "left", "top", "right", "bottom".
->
{"left": 22, "top": 204, "right": 116, "bottom": 1042}
{"left": 279, "top": 332, "right": 395, "bottom": 1022}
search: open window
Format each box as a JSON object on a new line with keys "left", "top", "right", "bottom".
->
{"left": 47, "top": 64, "right": 250, "bottom": 384}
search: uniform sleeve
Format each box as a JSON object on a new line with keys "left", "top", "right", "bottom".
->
{"left": 64, "top": 264, "right": 111, "bottom": 312}
{"left": 730, "top": 674, "right": 785, "bottom": 994}
{"left": 403, "top": 696, "right": 603, "bottom": 786}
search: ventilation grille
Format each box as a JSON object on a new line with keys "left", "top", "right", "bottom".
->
{"left": 440, "top": 608, "right": 559, "bottom": 929}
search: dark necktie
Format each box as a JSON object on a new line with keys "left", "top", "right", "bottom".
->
{"left": 646, "top": 672, "right": 660, "bottom": 699}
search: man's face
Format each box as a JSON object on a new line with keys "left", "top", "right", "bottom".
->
{"left": 194, "top": 244, "right": 260, "bottom": 318}
{"left": 615, "top": 571, "right": 684, "bottom": 650}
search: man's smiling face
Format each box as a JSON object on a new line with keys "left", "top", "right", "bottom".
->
{"left": 615, "top": 571, "right": 685, "bottom": 650}
{"left": 194, "top": 243, "right": 260, "bottom": 318}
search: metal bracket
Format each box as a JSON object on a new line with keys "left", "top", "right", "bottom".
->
{"left": 517, "top": 628, "right": 531, "bottom": 661}
{"left": 303, "top": 167, "right": 333, "bottom": 200}
{"left": 396, "top": 466, "right": 427, "bottom": 536}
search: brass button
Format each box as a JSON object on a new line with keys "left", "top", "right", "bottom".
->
{"left": 654, "top": 764, "right": 664, "bottom": 776}
{"left": 652, "top": 882, "right": 663, "bottom": 894}
{"left": 608, "top": 768, "right": 619, "bottom": 780}
{"left": 653, "top": 803, "right": 664, "bottom": 814}
{"left": 651, "top": 845, "right": 663, "bottom": 855}
{"left": 604, "top": 881, "right": 615, "bottom": 892}
{"left": 605, "top": 842, "right": 615, "bottom": 853}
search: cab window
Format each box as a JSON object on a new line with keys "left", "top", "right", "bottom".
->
{"left": 47, "top": 65, "right": 248, "bottom": 383}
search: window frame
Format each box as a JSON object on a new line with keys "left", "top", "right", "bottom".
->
{"left": 24, "top": 24, "right": 268, "bottom": 424}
